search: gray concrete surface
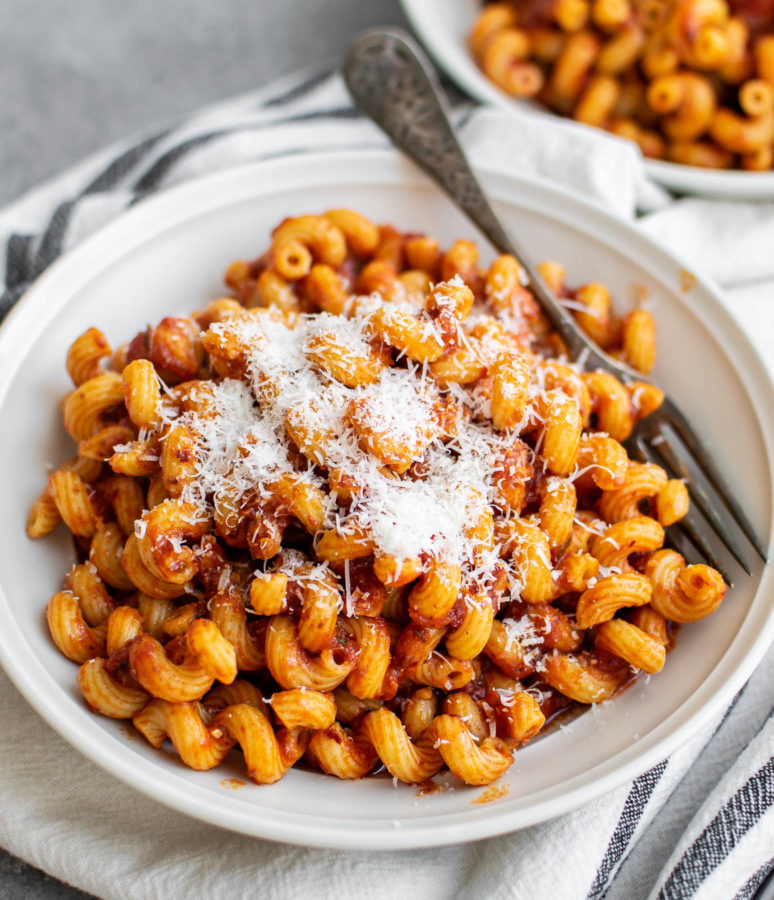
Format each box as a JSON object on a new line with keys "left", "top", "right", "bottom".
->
{"left": 0, "top": 1, "right": 407, "bottom": 897}
{"left": 1, "top": 0, "right": 408, "bottom": 206}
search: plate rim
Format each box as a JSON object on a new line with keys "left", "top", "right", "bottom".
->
{"left": 398, "top": 0, "right": 774, "bottom": 198}
{"left": 0, "top": 148, "right": 773, "bottom": 849}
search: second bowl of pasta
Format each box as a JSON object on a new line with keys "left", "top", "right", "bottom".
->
{"left": 400, "top": 0, "right": 774, "bottom": 198}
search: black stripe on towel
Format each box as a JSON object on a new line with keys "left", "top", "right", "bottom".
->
{"left": 658, "top": 757, "right": 774, "bottom": 899}
{"left": 4, "top": 233, "right": 34, "bottom": 290}
{"left": 30, "top": 200, "right": 76, "bottom": 277}
{"left": 715, "top": 682, "right": 749, "bottom": 732}
{"left": 587, "top": 760, "right": 669, "bottom": 899}
{"left": 589, "top": 684, "right": 747, "bottom": 898}
{"left": 735, "top": 856, "right": 774, "bottom": 900}
{"left": 456, "top": 106, "right": 476, "bottom": 131}
{"left": 131, "top": 107, "right": 362, "bottom": 193}
{"left": 81, "top": 130, "right": 172, "bottom": 195}
{"left": 0, "top": 284, "right": 28, "bottom": 322}
{"left": 439, "top": 75, "right": 474, "bottom": 109}
{"left": 131, "top": 132, "right": 224, "bottom": 194}
{"left": 263, "top": 68, "right": 333, "bottom": 107}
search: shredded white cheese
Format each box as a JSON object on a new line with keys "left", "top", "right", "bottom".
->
{"left": 144, "top": 278, "right": 607, "bottom": 608}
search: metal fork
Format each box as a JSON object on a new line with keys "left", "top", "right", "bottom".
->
{"left": 341, "top": 28, "right": 768, "bottom": 579}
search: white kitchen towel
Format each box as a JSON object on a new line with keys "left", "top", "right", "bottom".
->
{"left": 0, "top": 67, "right": 772, "bottom": 900}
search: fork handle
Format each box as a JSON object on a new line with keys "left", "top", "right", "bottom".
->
{"left": 342, "top": 28, "right": 614, "bottom": 367}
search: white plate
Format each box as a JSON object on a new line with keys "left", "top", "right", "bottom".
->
{"left": 0, "top": 150, "right": 772, "bottom": 849}
{"left": 399, "top": 0, "right": 774, "bottom": 200}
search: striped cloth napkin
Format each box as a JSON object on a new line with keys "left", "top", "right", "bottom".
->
{"left": 1, "top": 67, "right": 773, "bottom": 900}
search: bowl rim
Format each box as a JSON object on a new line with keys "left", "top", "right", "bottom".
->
{"left": 397, "top": 0, "right": 774, "bottom": 198}
{"left": 1, "top": 148, "right": 772, "bottom": 849}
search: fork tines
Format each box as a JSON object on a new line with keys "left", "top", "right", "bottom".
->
{"left": 627, "top": 397, "right": 768, "bottom": 584}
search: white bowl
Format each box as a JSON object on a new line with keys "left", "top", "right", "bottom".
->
{"left": 0, "top": 150, "right": 772, "bottom": 849}
{"left": 399, "top": 0, "right": 774, "bottom": 200}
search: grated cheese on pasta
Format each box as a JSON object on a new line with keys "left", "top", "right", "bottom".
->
{"left": 501, "top": 615, "right": 546, "bottom": 665}
{"left": 161, "top": 294, "right": 556, "bottom": 589}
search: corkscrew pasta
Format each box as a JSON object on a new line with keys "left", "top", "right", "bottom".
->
{"left": 30, "top": 210, "right": 727, "bottom": 790}
{"left": 470, "top": 0, "right": 774, "bottom": 171}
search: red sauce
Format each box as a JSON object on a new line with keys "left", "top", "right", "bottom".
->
{"left": 415, "top": 779, "right": 445, "bottom": 797}
{"left": 220, "top": 778, "right": 246, "bottom": 790}
{"left": 729, "top": 0, "right": 774, "bottom": 31}
{"left": 471, "top": 783, "right": 510, "bottom": 804}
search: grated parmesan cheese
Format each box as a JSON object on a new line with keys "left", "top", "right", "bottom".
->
{"left": 151, "top": 277, "right": 611, "bottom": 603}
{"left": 501, "top": 615, "right": 545, "bottom": 666}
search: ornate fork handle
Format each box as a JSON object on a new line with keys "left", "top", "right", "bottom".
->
{"left": 342, "top": 29, "right": 632, "bottom": 375}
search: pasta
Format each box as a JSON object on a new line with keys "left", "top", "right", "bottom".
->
{"left": 470, "top": 0, "right": 774, "bottom": 170}
{"left": 31, "top": 210, "right": 727, "bottom": 790}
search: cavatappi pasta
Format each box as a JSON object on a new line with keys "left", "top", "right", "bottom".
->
{"left": 470, "top": 0, "right": 774, "bottom": 170}
{"left": 30, "top": 210, "right": 727, "bottom": 789}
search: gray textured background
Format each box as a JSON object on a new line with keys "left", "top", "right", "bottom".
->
{"left": 1, "top": 0, "right": 407, "bottom": 206}
{"left": 0, "top": 1, "right": 407, "bottom": 897}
